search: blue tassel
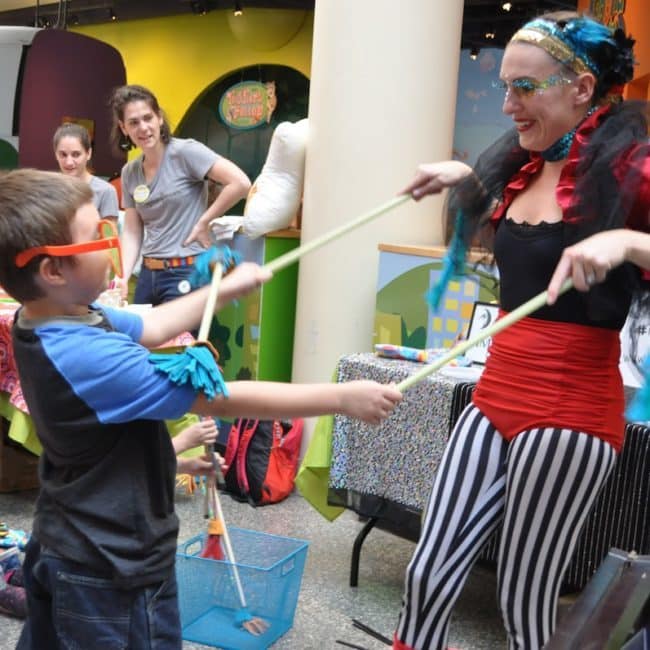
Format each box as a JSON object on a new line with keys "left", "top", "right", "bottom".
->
{"left": 190, "top": 245, "right": 242, "bottom": 289}
{"left": 626, "top": 356, "right": 650, "bottom": 422}
{"left": 149, "top": 344, "right": 228, "bottom": 401}
{"left": 426, "top": 210, "right": 467, "bottom": 312}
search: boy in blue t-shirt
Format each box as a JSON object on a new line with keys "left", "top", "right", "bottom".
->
{"left": 0, "top": 169, "right": 401, "bottom": 649}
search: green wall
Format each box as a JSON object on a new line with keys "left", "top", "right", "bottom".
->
{"left": 73, "top": 9, "right": 313, "bottom": 130}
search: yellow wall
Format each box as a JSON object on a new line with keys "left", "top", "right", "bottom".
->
{"left": 73, "top": 9, "right": 313, "bottom": 131}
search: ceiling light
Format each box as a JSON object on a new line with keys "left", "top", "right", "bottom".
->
{"left": 109, "top": 8, "right": 116, "bottom": 21}
{"left": 233, "top": 2, "right": 243, "bottom": 16}
{"left": 469, "top": 46, "right": 479, "bottom": 60}
{"left": 485, "top": 29, "right": 496, "bottom": 39}
{"left": 502, "top": 2, "right": 512, "bottom": 11}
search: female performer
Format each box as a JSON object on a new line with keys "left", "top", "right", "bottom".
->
{"left": 110, "top": 84, "right": 251, "bottom": 305}
{"left": 395, "top": 12, "right": 649, "bottom": 650}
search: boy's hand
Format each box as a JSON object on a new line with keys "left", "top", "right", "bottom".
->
{"left": 172, "top": 418, "right": 218, "bottom": 455}
{"left": 338, "top": 380, "right": 402, "bottom": 425}
{"left": 183, "top": 419, "right": 218, "bottom": 448}
{"left": 113, "top": 275, "right": 130, "bottom": 300}
{"left": 177, "top": 455, "right": 215, "bottom": 476}
{"left": 177, "top": 452, "right": 228, "bottom": 477}
{"left": 221, "top": 262, "right": 272, "bottom": 301}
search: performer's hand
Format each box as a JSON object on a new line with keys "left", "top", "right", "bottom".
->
{"left": 401, "top": 161, "right": 473, "bottom": 200}
{"left": 547, "top": 231, "right": 626, "bottom": 304}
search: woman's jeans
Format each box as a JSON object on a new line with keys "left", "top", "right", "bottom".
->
{"left": 134, "top": 266, "right": 195, "bottom": 306}
{"left": 17, "top": 537, "right": 182, "bottom": 650}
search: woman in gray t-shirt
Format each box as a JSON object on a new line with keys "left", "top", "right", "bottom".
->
{"left": 109, "top": 84, "right": 251, "bottom": 305}
{"left": 53, "top": 123, "right": 119, "bottom": 225}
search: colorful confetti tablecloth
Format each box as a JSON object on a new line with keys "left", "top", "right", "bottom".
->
{"left": 296, "top": 353, "right": 478, "bottom": 522}
{"left": 329, "top": 353, "right": 468, "bottom": 510}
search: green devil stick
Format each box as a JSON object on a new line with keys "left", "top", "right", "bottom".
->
{"left": 263, "top": 194, "right": 411, "bottom": 274}
{"left": 397, "top": 279, "right": 574, "bottom": 392}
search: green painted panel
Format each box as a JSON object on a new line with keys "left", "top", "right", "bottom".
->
{"left": 258, "top": 236, "right": 299, "bottom": 382}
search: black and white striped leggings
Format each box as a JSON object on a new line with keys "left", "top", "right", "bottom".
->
{"left": 395, "top": 405, "right": 617, "bottom": 650}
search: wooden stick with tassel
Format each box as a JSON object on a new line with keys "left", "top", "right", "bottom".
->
{"left": 397, "top": 279, "right": 574, "bottom": 392}
{"left": 262, "top": 194, "right": 410, "bottom": 275}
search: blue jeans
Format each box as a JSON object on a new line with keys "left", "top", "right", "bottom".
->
{"left": 135, "top": 266, "right": 195, "bottom": 306}
{"left": 17, "top": 538, "right": 182, "bottom": 650}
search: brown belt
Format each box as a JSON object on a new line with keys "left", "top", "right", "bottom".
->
{"left": 142, "top": 255, "right": 197, "bottom": 271}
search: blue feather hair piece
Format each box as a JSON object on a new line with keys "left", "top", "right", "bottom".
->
{"left": 626, "top": 356, "right": 650, "bottom": 422}
{"left": 190, "top": 245, "right": 242, "bottom": 289}
{"left": 426, "top": 210, "right": 467, "bottom": 312}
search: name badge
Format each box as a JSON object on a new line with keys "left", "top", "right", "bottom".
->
{"left": 133, "top": 184, "right": 150, "bottom": 203}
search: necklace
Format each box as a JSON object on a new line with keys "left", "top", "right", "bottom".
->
{"left": 541, "top": 130, "right": 574, "bottom": 161}
{"left": 541, "top": 107, "right": 598, "bottom": 162}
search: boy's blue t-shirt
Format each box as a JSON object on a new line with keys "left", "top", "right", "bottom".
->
{"left": 12, "top": 305, "right": 196, "bottom": 587}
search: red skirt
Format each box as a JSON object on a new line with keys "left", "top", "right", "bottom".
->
{"left": 472, "top": 313, "right": 625, "bottom": 452}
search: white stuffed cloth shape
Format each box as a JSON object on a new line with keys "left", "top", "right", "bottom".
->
{"left": 243, "top": 118, "right": 308, "bottom": 239}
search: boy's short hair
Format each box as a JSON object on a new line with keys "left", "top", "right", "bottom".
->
{"left": 0, "top": 169, "right": 93, "bottom": 303}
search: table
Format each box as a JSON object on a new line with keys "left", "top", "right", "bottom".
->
{"left": 299, "top": 353, "right": 650, "bottom": 591}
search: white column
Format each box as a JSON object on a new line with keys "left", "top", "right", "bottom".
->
{"left": 293, "top": 0, "right": 464, "bottom": 445}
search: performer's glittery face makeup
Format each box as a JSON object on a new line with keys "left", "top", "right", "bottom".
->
{"left": 500, "top": 42, "right": 578, "bottom": 153}
{"left": 493, "top": 73, "right": 573, "bottom": 100}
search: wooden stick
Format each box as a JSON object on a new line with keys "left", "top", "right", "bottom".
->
{"left": 197, "top": 262, "right": 223, "bottom": 342}
{"left": 196, "top": 196, "right": 409, "bottom": 337}
{"left": 202, "top": 442, "right": 248, "bottom": 608}
{"left": 210, "top": 481, "right": 249, "bottom": 609}
{"left": 397, "top": 279, "right": 574, "bottom": 392}
{"left": 264, "top": 194, "right": 410, "bottom": 274}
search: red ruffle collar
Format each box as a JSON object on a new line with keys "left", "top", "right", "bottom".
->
{"left": 490, "top": 104, "right": 612, "bottom": 224}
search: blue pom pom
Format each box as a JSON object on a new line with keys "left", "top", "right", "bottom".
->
{"left": 190, "top": 245, "right": 242, "bottom": 289}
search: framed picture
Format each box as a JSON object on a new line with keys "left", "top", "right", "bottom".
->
{"left": 465, "top": 301, "right": 499, "bottom": 365}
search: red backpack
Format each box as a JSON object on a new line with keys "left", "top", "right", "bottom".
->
{"left": 222, "top": 418, "right": 304, "bottom": 506}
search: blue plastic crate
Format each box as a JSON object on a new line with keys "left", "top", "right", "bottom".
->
{"left": 176, "top": 528, "right": 309, "bottom": 649}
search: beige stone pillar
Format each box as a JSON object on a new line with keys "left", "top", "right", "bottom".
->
{"left": 293, "top": 0, "right": 464, "bottom": 447}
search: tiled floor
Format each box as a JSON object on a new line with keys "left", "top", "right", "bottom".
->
{"left": 0, "top": 487, "right": 510, "bottom": 649}
{"left": 2, "top": 419, "right": 645, "bottom": 649}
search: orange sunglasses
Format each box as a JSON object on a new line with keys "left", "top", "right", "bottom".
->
{"left": 15, "top": 219, "right": 123, "bottom": 277}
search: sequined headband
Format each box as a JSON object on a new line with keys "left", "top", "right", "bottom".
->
{"left": 510, "top": 19, "right": 599, "bottom": 76}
